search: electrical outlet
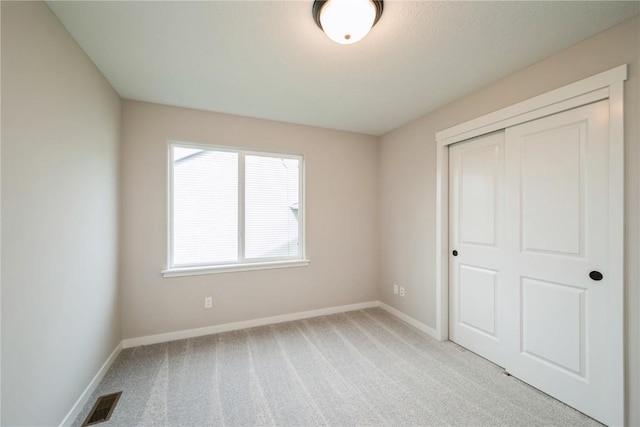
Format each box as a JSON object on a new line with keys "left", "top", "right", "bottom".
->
{"left": 399, "top": 287, "right": 405, "bottom": 297}
{"left": 204, "top": 296, "right": 213, "bottom": 309}
{"left": 393, "top": 284, "right": 398, "bottom": 295}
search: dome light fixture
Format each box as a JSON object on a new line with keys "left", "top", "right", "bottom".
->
{"left": 313, "top": 0, "right": 384, "bottom": 45}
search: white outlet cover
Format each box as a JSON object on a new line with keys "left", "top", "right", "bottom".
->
{"left": 399, "top": 287, "right": 405, "bottom": 297}
{"left": 393, "top": 284, "right": 398, "bottom": 294}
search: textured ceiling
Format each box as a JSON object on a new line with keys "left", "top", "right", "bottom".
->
{"left": 47, "top": 1, "right": 639, "bottom": 136}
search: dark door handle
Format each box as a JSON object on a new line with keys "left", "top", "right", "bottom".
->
{"left": 452, "top": 250, "right": 458, "bottom": 256}
{"left": 589, "top": 271, "right": 603, "bottom": 281}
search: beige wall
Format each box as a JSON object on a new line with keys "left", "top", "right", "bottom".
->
{"left": 379, "top": 15, "right": 640, "bottom": 425}
{"left": 1, "top": 2, "right": 121, "bottom": 425}
{"left": 120, "top": 100, "right": 378, "bottom": 339}
{"left": 3, "top": 2, "right": 637, "bottom": 424}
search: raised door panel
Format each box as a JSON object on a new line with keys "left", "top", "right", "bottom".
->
{"left": 459, "top": 146, "right": 499, "bottom": 247}
{"left": 520, "top": 122, "right": 585, "bottom": 257}
{"left": 521, "top": 277, "right": 585, "bottom": 378}
{"left": 459, "top": 265, "right": 498, "bottom": 338}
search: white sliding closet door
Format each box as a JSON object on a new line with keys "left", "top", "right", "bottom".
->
{"left": 449, "top": 132, "right": 506, "bottom": 366}
{"left": 449, "top": 100, "right": 619, "bottom": 425}
{"left": 502, "top": 100, "right": 614, "bottom": 424}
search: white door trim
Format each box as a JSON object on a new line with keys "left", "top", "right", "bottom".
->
{"left": 435, "top": 64, "right": 627, "bottom": 145}
{"left": 434, "top": 64, "right": 627, "bottom": 423}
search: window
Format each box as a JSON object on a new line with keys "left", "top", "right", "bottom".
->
{"left": 164, "top": 142, "right": 307, "bottom": 276}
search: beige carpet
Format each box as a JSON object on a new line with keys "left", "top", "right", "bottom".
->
{"left": 73, "top": 308, "right": 600, "bottom": 426}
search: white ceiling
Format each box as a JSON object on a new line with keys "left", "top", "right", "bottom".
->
{"left": 47, "top": 1, "right": 639, "bottom": 136}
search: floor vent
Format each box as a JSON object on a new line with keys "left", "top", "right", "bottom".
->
{"left": 82, "top": 391, "right": 122, "bottom": 426}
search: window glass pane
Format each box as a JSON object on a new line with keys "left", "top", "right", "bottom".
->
{"left": 245, "top": 155, "right": 299, "bottom": 259}
{"left": 172, "top": 147, "right": 238, "bottom": 266}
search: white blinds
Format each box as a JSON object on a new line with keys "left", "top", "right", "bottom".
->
{"left": 170, "top": 145, "right": 301, "bottom": 268}
{"left": 245, "top": 155, "right": 300, "bottom": 259}
{"left": 172, "top": 147, "right": 238, "bottom": 266}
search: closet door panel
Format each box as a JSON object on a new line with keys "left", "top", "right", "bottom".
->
{"left": 503, "top": 100, "right": 613, "bottom": 425}
{"left": 449, "top": 131, "right": 506, "bottom": 366}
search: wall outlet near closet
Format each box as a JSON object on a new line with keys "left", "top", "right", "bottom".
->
{"left": 204, "top": 296, "right": 213, "bottom": 309}
{"left": 399, "top": 287, "right": 405, "bottom": 297}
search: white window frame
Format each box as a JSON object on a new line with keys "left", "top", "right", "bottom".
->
{"left": 162, "top": 141, "right": 309, "bottom": 277}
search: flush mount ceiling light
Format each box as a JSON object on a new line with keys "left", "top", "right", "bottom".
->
{"left": 313, "top": 0, "right": 384, "bottom": 45}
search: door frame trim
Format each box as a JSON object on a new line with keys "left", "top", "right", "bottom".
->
{"left": 434, "top": 64, "right": 627, "bottom": 423}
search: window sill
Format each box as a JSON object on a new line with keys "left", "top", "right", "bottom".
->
{"left": 162, "top": 259, "right": 311, "bottom": 278}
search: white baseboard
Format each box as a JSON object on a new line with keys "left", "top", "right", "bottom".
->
{"left": 122, "top": 301, "right": 379, "bottom": 349}
{"left": 378, "top": 302, "right": 440, "bottom": 340}
{"left": 59, "top": 342, "right": 123, "bottom": 427}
